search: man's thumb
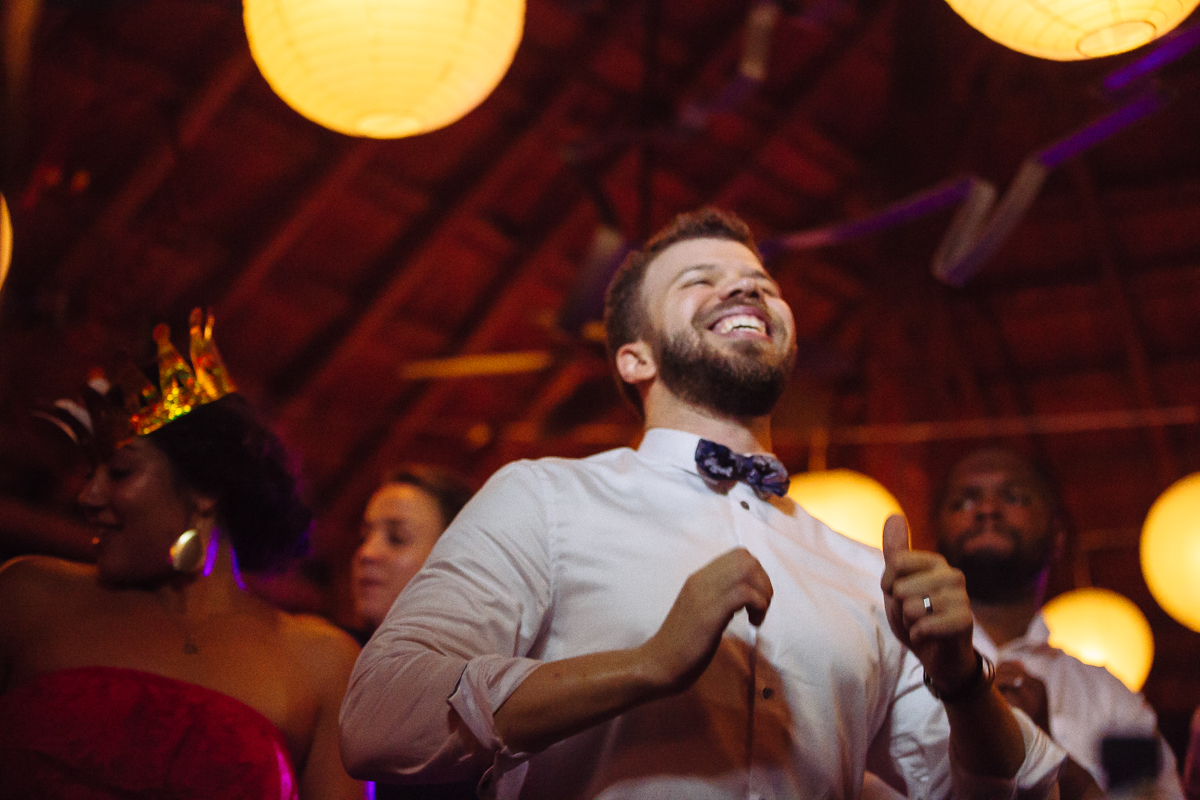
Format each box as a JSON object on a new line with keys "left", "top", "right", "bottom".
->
{"left": 881, "top": 514, "right": 910, "bottom": 560}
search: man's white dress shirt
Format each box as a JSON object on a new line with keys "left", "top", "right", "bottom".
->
{"left": 974, "top": 615, "right": 1184, "bottom": 799}
{"left": 342, "top": 429, "right": 1063, "bottom": 799}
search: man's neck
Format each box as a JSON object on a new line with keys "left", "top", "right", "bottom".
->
{"left": 643, "top": 391, "right": 773, "bottom": 454}
{"left": 971, "top": 596, "right": 1041, "bottom": 648}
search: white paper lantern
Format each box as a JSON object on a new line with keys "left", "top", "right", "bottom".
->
{"left": 1042, "top": 588, "right": 1154, "bottom": 691}
{"left": 0, "top": 194, "right": 11, "bottom": 294}
{"left": 944, "top": 0, "right": 1200, "bottom": 60}
{"left": 1141, "top": 473, "right": 1200, "bottom": 633}
{"left": 244, "top": 0, "right": 525, "bottom": 138}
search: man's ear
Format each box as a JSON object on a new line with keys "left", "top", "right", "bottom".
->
{"left": 616, "top": 340, "right": 656, "bottom": 386}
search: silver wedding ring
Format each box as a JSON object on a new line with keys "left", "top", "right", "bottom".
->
{"left": 922, "top": 595, "right": 933, "bottom": 615}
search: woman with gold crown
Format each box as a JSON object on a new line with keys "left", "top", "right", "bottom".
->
{"left": 0, "top": 310, "right": 363, "bottom": 799}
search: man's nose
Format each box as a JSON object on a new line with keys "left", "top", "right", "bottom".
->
{"left": 721, "top": 274, "right": 761, "bottom": 299}
{"left": 973, "top": 493, "right": 1003, "bottom": 517}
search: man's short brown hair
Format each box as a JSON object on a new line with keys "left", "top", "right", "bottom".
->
{"left": 602, "top": 207, "right": 761, "bottom": 413}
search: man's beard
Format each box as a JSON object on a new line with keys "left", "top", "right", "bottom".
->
{"left": 655, "top": 326, "right": 794, "bottom": 418}
{"left": 942, "top": 528, "right": 1054, "bottom": 604}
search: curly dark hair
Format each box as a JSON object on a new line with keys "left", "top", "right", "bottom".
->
{"left": 147, "top": 394, "right": 311, "bottom": 572}
{"left": 378, "top": 464, "right": 474, "bottom": 531}
{"left": 602, "top": 207, "right": 761, "bottom": 415}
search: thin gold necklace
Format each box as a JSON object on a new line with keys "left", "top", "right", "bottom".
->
{"left": 182, "top": 626, "right": 199, "bottom": 655}
{"left": 157, "top": 594, "right": 202, "bottom": 655}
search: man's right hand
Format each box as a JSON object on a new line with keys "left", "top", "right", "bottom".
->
{"left": 493, "top": 547, "right": 772, "bottom": 753}
{"left": 641, "top": 547, "right": 773, "bottom": 694}
{"left": 995, "top": 662, "right": 1104, "bottom": 800}
{"left": 996, "top": 660, "right": 1051, "bottom": 732}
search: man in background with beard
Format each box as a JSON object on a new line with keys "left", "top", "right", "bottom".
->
{"left": 341, "top": 209, "right": 1066, "bottom": 799}
{"left": 935, "top": 447, "right": 1183, "bottom": 799}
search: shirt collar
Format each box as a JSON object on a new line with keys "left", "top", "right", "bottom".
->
{"left": 636, "top": 427, "right": 781, "bottom": 476}
{"left": 973, "top": 611, "right": 1053, "bottom": 656}
{"left": 636, "top": 428, "right": 707, "bottom": 474}
{"left": 1026, "top": 612, "right": 1051, "bottom": 644}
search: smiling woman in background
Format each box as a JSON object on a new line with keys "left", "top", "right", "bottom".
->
{"left": 0, "top": 312, "right": 362, "bottom": 800}
{"left": 347, "top": 465, "right": 476, "bottom": 799}
{"left": 351, "top": 465, "right": 474, "bottom": 638}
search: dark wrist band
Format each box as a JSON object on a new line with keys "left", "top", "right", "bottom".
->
{"left": 923, "top": 650, "right": 995, "bottom": 704}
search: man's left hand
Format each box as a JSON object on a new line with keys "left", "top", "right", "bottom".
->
{"left": 880, "top": 514, "right": 977, "bottom": 693}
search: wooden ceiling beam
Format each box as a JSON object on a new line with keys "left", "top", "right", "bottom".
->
{"left": 509, "top": 355, "right": 612, "bottom": 433}
{"left": 267, "top": 5, "right": 633, "bottom": 410}
{"left": 994, "top": 353, "right": 1200, "bottom": 385}
{"left": 217, "top": 139, "right": 382, "bottom": 316}
{"left": 943, "top": 296, "right": 991, "bottom": 416}
{"left": 1068, "top": 159, "right": 1181, "bottom": 487}
{"left": 958, "top": 293, "right": 1058, "bottom": 468}
{"left": 55, "top": 52, "right": 254, "bottom": 292}
{"left": 969, "top": 255, "right": 1200, "bottom": 295}
{"left": 312, "top": 200, "right": 602, "bottom": 535}
{"left": 424, "top": 404, "right": 1200, "bottom": 450}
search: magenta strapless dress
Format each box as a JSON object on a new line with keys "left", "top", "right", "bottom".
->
{"left": 0, "top": 666, "right": 299, "bottom": 799}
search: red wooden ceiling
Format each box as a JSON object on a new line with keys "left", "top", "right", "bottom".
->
{"left": 1, "top": 0, "right": 1198, "bottom": 757}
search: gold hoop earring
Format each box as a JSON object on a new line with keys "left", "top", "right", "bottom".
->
{"left": 170, "top": 529, "right": 205, "bottom": 573}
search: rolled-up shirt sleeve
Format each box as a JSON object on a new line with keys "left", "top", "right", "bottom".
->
{"left": 869, "top": 646, "right": 1065, "bottom": 800}
{"left": 339, "top": 462, "right": 553, "bottom": 783}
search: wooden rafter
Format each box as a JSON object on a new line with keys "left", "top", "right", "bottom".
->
{"left": 1068, "top": 159, "right": 1180, "bottom": 487}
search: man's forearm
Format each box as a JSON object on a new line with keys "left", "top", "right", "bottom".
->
{"left": 494, "top": 547, "right": 773, "bottom": 755}
{"left": 492, "top": 644, "right": 671, "bottom": 754}
{"left": 944, "top": 684, "right": 1028, "bottom": 778}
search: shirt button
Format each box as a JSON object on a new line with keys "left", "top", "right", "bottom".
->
{"left": 762, "top": 687, "right": 774, "bottom": 699}
{"left": 740, "top": 500, "right": 750, "bottom": 509}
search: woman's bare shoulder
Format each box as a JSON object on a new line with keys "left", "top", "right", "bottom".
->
{"left": 268, "top": 612, "right": 359, "bottom": 700}
{"left": 0, "top": 556, "right": 97, "bottom": 648}
{"left": 0, "top": 554, "right": 95, "bottom": 598}
{"left": 280, "top": 612, "right": 361, "bottom": 670}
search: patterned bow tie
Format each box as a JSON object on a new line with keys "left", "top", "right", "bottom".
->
{"left": 695, "top": 439, "right": 790, "bottom": 498}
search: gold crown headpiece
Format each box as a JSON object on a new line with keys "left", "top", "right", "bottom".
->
{"left": 117, "top": 307, "right": 238, "bottom": 439}
{"left": 31, "top": 309, "right": 237, "bottom": 463}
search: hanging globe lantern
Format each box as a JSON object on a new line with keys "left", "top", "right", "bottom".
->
{"left": 1042, "top": 588, "right": 1154, "bottom": 691}
{"left": 787, "top": 469, "right": 904, "bottom": 549}
{"left": 0, "top": 194, "right": 12, "bottom": 294}
{"left": 244, "top": 0, "right": 525, "bottom": 138}
{"left": 943, "top": 0, "right": 1200, "bottom": 60}
{"left": 1140, "top": 473, "right": 1200, "bottom": 633}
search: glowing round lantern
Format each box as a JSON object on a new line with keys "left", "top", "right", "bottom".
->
{"left": 788, "top": 469, "right": 904, "bottom": 549}
{"left": 943, "top": 0, "right": 1200, "bottom": 60}
{"left": 0, "top": 194, "right": 11, "bottom": 293}
{"left": 244, "top": 0, "right": 525, "bottom": 138}
{"left": 1140, "top": 473, "right": 1200, "bottom": 633}
{"left": 1042, "top": 588, "right": 1154, "bottom": 691}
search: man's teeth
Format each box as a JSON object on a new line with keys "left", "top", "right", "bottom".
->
{"left": 713, "top": 315, "right": 766, "bottom": 335}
